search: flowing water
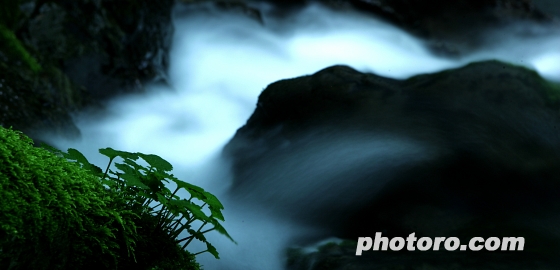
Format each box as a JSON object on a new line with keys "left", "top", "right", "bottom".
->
{"left": 41, "top": 2, "right": 560, "bottom": 269}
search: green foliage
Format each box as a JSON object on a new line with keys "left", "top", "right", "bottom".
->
{"left": 0, "top": 126, "right": 136, "bottom": 269}
{"left": 1, "top": 126, "right": 233, "bottom": 269}
{"left": 63, "top": 146, "right": 236, "bottom": 260}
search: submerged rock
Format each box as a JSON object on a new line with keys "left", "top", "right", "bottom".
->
{"left": 223, "top": 60, "right": 560, "bottom": 268}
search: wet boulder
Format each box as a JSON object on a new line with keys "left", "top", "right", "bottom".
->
{"left": 224, "top": 60, "right": 560, "bottom": 267}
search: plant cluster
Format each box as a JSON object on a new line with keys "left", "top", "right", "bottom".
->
{"left": 51, "top": 145, "right": 236, "bottom": 258}
{"left": 0, "top": 126, "right": 233, "bottom": 269}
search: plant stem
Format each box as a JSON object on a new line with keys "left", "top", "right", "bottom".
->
{"left": 102, "top": 157, "right": 115, "bottom": 180}
{"left": 183, "top": 221, "right": 207, "bottom": 249}
{"left": 176, "top": 227, "right": 214, "bottom": 242}
{"left": 193, "top": 250, "right": 208, "bottom": 256}
{"left": 150, "top": 202, "right": 163, "bottom": 210}
{"left": 176, "top": 235, "right": 193, "bottom": 243}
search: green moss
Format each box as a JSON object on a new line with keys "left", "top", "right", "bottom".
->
{"left": 0, "top": 24, "right": 42, "bottom": 73}
{"left": 0, "top": 126, "right": 218, "bottom": 269}
{"left": 0, "top": 126, "right": 133, "bottom": 269}
{"left": 0, "top": 0, "right": 175, "bottom": 136}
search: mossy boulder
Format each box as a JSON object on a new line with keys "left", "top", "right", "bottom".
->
{"left": 0, "top": 0, "right": 174, "bottom": 138}
{"left": 0, "top": 126, "right": 133, "bottom": 269}
{"left": 0, "top": 126, "right": 200, "bottom": 269}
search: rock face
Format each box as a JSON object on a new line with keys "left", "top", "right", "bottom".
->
{"left": 0, "top": 0, "right": 174, "bottom": 137}
{"left": 223, "top": 61, "right": 560, "bottom": 268}
{"left": 257, "top": 0, "right": 555, "bottom": 55}
{"left": 346, "top": 0, "right": 552, "bottom": 55}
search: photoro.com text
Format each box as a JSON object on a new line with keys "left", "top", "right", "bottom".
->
{"left": 356, "top": 232, "right": 525, "bottom": 255}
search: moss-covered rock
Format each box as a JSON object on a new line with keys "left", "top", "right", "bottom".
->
{"left": 0, "top": 0, "right": 174, "bottom": 138}
{"left": 0, "top": 126, "right": 201, "bottom": 269}
{"left": 0, "top": 60, "right": 83, "bottom": 138}
{"left": 0, "top": 126, "right": 134, "bottom": 269}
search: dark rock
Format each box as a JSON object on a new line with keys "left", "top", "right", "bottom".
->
{"left": 533, "top": 0, "right": 560, "bottom": 18}
{"left": 223, "top": 60, "right": 560, "bottom": 268}
{"left": 0, "top": 62, "right": 82, "bottom": 138}
{"left": 196, "top": 0, "right": 559, "bottom": 56}
{"left": 25, "top": 0, "right": 174, "bottom": 100}
{"left": 249, "top": 0, "right": 556, "bottom": 56}
{"left": 287, "top": 240, "right": 559, "bottom": 269}
{"left": 345, "top": 0, "right": 553, "bottom": 55}
{"left": 176, "top": 0, "right": 265, "bottom": 25}
{"left": 0, "top": 0, "right": 174, "bottom": 137}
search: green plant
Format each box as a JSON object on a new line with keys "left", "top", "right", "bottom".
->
{"left": 0, "top": 127, "right": 136, "bottom": 269}
{"left": 1, "top": 125, "right": 232, "bottom": 269}
{"left": 48, "top": 145, "right": 236, "bottom": 260}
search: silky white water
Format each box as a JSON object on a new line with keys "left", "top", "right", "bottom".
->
{"left": 42, "top": 2, "right": 560, "bottom": 269}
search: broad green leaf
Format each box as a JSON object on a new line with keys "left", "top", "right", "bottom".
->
{"left": 144, "top": 172, "right": 165, "bottom": 193}
{"left": 170, "top": 199, "right": 209, "bottom": 222}
{"left": 65, "top": 148, "right": 103, "bottom": 175}
{"left": 137, "top": 153, "right": 173, "bottom": 172}
{"left": 39, "top": 143, "right": 63, "bottom": 156}
{"left": 120, "top": 173, "right": 149, "bottom": 189}
{"left": 123, "top": 158, "right": 145, "bottom": 171}
{"left": 65, "top": 148, "right": 85, "bottom": 162}
{"left": 99, "top": 147, "right": 119, "bottom": 159}
{"left": 114, "top": 163, "right": 138, "bottom": 176}
{"left": 206, "top": 241, "right": 220, "bottom": 259}
{"left": 156, "top": 193, "right": 169, "bottom": 204}
{"left": 152, "top": 170, "right": 172, "bottom": 185}
{"left": 208, "top": 206, "right": 225, "bottom": 221}
{"left": 138, "top": 190, "right": 157, "bottom": 201}
{"left": 186, "top": 228, "right": 207, "bottom": 242}
{"left": 202, "top": 191, "right": 224, "bottom": 210}
{"left": 99, "top": 148, "right": 139, "bottom": 160}
{"left": 171, "top": 178, "right": 207, "bottom": 201}
{"left": 169, "top": 177, "right": 205, "bottom": 193}
{"left": 208, "top": 219, "right": 235, "bottom": 244}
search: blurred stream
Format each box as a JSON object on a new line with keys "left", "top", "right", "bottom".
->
{"left": 42, "top": 2, "right": 560, "bottom": 269}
